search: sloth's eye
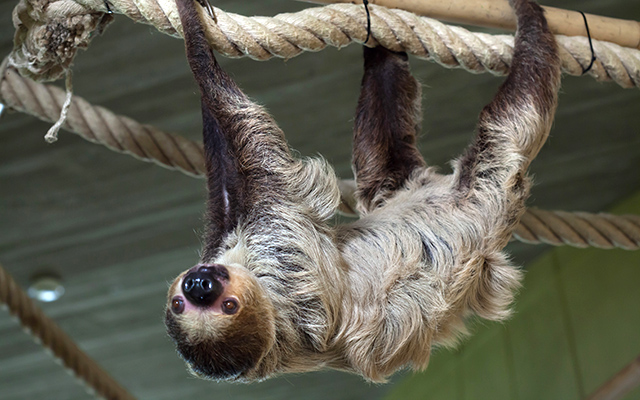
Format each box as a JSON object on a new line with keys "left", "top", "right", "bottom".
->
{"left": 171, "top": 296, "right": 185, "bottom": 314}
{"left": 222, "top": 298, "right": 239, "bottom": 315}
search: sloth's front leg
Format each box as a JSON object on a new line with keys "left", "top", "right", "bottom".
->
{"left": 176, "top": 0, "right": 295, "bottom": 259}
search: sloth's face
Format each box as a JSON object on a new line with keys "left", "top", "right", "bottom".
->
{"left": 167, "top": 264, "right": 239, "bottom": 319}
{"left": 164, "top": 264, "right": 275, "bottom": 381}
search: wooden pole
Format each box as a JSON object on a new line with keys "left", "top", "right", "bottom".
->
{"left": 586, "top": 355, "right": 640, "bottom": 400}
{"left": 299, "top": 0, "right": 640, "bottom": 49}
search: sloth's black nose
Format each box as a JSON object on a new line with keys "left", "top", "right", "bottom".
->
{"left": 182, "top": 268, "right": 223, "bottom": 307}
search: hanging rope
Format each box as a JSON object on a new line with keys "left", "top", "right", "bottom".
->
{"left": 0, "top": 263, "right": 137, "bottom": 400}
{"left": 7, "top": 0, "right": 640, "bottom": 88}
{"left": 2, "top": 65, "right": 638, "bottom": 250}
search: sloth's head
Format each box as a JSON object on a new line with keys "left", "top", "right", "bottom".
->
{"left": 164, "top": 264, "right": 276, "bottom": 381}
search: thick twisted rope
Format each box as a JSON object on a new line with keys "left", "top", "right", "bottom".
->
{"left": 0, "top": 263, "right": 136, "bottom": 400}
{"left": 1, "top": 67, "right": 205, "bottom": 177}
{"left": 2, "top": 66, "right": 638, "bottom": 250}
{"left": 9, "top": 0, "right": 640, "bottom": 88}
{"left": 514, "top": 209, "right": 640, "bottom": 250}
{"left": 304, "top": 0, "right": 640, "bottom": 50}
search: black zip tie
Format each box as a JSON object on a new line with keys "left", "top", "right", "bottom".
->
{"left": 198, "top": 0, "right": 217, "bottom": 23}
{"left": 205, "top": 0, "right": 217, "bottom": 23}
{"left": 363, "top": 0, "right": 372, "bottom": 44}
{"left": 104, "top": 1, "right": 113, "bottom": 14}
{"left": 579, "top": 11, "right": 596, "bottom": 74}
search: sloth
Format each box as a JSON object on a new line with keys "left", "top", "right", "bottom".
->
{"left": 165, "top": 0, "right": 561, "bottom": 383}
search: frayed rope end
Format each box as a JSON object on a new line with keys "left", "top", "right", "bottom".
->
{"left": 44, "top": 70, "right": 74, "bottom": 144}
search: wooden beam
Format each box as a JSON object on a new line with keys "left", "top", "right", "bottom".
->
{"left": 299, "top": 0, "right": 640, "bottom": 49}
{"left": 587, "top": 355, "right": 640, "bottom": 400}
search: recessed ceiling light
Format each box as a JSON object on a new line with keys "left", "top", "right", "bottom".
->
{"left": 28, "top": 275, "right": 65, "bottom": 302}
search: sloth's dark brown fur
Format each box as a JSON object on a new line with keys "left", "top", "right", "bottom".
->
{"left": 165, "top": 0, "right": 561, "bottom": 383}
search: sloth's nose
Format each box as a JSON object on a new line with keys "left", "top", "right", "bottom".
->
{"left": 182, "top": 268, "right": 223, "bottom": 307}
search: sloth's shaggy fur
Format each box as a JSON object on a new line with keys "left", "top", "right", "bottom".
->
{"left": 165, "top": 0, "right": 561, "bottom": 383}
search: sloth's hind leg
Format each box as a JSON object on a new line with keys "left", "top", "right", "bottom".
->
{"left": 352, "top": 46, "right": 425, "bottom": 214}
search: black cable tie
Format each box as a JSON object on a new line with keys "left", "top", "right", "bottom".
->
{"left": 579, "top": 11, "right": 597, "bottom": 74}
{"left": 363, "top": 0, "right": 372, "bottom": 44}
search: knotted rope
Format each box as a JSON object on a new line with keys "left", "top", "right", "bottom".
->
{"left": 9, "top": 0, "right": 113, "bottom": 82}
{"left": 2, "top": 65, "right": 638, "bottom": 250}
{"left": 0, "top": 263, "right": 136, "bottom": 400}
{"left": 7, "top": 0, "right": 640, "bottom": 88}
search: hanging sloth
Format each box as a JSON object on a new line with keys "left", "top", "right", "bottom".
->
{"left": 165, "top": 0, "right": 561, "bottom": 382}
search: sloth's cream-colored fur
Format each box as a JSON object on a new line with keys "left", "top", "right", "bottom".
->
{"left": 165, "top": 0, "right": 561, "bottom": 383}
